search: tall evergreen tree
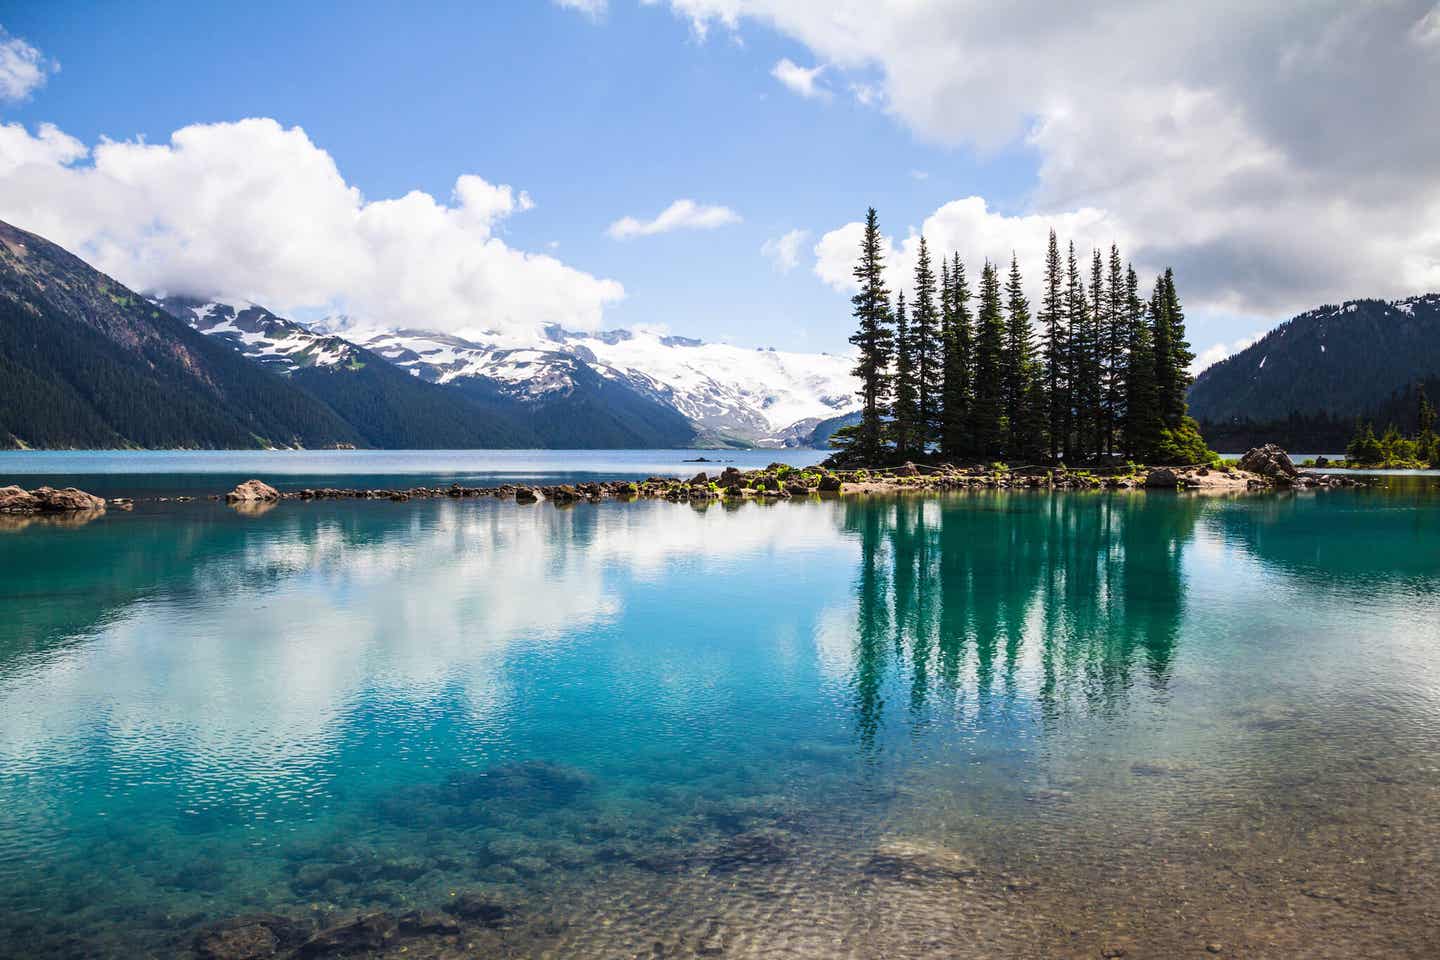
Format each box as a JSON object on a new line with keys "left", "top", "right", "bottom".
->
{"left": 1104, "top": 244, "right": 1127, "bottom": 455}
{"left": 845, "top": 207, "right": 894, "bottom": 464}
{"left": 1089, "top": 248, "right": 1108, "bottom": 458}
{"left": 1146, "top": 268, "right": 1210, "bottom": 463}
{"left": 1037, "top": 229, "right": 1067, "bottom": 463}
{"left": 1121, "top": 264, "right": 1161, "bottom": 458}
{"left": 912, "top": 237, "right": 942, "bottom": 446}
{"left": 1151, "top": 268, "right": 1194, "bottom": 429}
{"left": 941, "top": 253, "right": 974, "bottom": 459}
{"left": 1064, "top": 243, "right": 1097, "bottom": 462}
{"left": 969, "top": 260, "right": 1007, "bottom": 458}
{"left": 1003, "top": 254, "right": 1041, "bottom": 458}
{"left": 891, "top": 290, "right": 920, "bottom": 459}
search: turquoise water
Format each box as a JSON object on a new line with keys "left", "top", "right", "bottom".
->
{"left": 2, "top": 477, "right": 1439, "bottom": 957}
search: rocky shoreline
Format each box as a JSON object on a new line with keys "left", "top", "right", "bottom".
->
{"left": 0, "top": 446, "right": 1365, "bottom": 519}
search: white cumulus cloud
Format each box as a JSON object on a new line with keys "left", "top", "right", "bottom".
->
{"left": 0, "top": 26, "right": 56, "bottom": 103}
{"left": 761, "top": 228, "right": 809, "bottom": 272}
{"left": 0, "top": 118, "right": 624, "bottom": 338}
{"left": 770, "top": 58, "right": 829, "bottom": 100}
{"left": 607, "top": 198, "right": 741, "bottom": 239}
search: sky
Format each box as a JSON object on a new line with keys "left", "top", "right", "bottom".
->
{"left": 0, "top": 1, "right": 1438, "bottom": 368}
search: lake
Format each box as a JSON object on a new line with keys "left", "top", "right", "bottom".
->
{"left": 2, "top": 456, "right": 1439, "bottom": 958}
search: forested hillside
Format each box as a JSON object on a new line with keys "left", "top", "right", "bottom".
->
{"left": 0, "top": 220, "right": 362, "bottom": 450}
{"left": 1189, "top": 296, "right": 1440, "bottom": 424}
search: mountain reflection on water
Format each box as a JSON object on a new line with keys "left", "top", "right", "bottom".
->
{"left": 1, "top": 488, "right": 1438, "bottom": 958}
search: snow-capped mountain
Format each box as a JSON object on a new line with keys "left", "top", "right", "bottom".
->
{"left": 359, "top": 324, "right": 858, "bottom": 445}
{"left": 154, "top": 295, "right": 859, "bottom": 447}
{"left": 153, "top": 296, "right": 364, "bottom": 372}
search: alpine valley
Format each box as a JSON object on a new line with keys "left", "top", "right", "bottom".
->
{"left": 0, "top": 219, "right": 858, "bottom": 451}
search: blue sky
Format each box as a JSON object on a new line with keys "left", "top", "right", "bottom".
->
{"left": 2, "top": 1, "right": 1437, "bottom": 363}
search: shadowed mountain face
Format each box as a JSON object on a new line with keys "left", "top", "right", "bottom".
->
{"left": 1188, "top": 294, "right": 1440, "bottom": 426}
{"left": 0, "top": 220, "right": 364, "bottom": 450}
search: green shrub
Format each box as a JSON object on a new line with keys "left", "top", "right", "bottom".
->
{"left": 1151, "top": 418, "right": 1216, "bottom": 465}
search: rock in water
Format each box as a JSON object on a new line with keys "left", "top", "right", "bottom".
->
{"left": 514, "top": 487, "right": 545, "bottom": 504}
{"left": 0, "top": 485, "right": 106, "bottom": 513}
{"left": 1143, "top": 467, "right": 1180, "bottom": 489}
{"left": 296, "top": 913, "right": 397, "bottom": 956}
{"left": 0, "top": 485, "right": 39, "bottom": 513}
{"left": 1239, "top": 444, "right": 1299, "bottom": 480}
{"left": 193, "top": 914, "right": 313, "bottom": 960}
{"left": 226, "top": 479, "right": 280, "bottom": 503}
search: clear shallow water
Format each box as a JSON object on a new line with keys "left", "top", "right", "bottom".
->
{"left": 2, "top": 484, "right": 1440, "bottom": 958}
{"left": 0, "top": 448, "right": 830, "bottom": 499}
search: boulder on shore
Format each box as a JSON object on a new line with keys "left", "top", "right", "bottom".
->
{"left": 0, "top": 484, "right": 106, "bottom": 513}
{"left": 1143, "top": 467, "right": 1180, "bottom": 489}
{"left": 1239, "top": 444, "right": 1299, "bottom": 481}
{"left": 226, "top": 479, "right": 280, "bottom": 504}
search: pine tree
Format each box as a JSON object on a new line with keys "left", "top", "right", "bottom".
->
{"left": 1003, "top": 254, "right": 1040, "bottom": 459}
{"left": 1146, "top": 268, "right": 1210, "bottom": 464}
{"left": 1418, "top": 387, "right": 1436, "bottom": 466}
{"left": 941, "top": 253, "right": 974, "bottom": 459}
{"left": 1037, "top": 230, "right": 1066, "bottom": 463}
{"left": 1121, "top": 264, "right": 1161, "bottom": 458}
{"left": 1104, "top": 244, "right": 1126, "bottom": 456}
{"left": 912, "top": 236, "right": 942, "bottom": 447}
{"left": 845, "top": 207, "right": 894, "bottom": 464}
{"left": 1064, "top": 243, "right": 1097, "bottom": 462}
{"left": 969, "top": 260, "right": 1006, "bottom": 458}
{"left": 1347, "top": 421, "right": 1384, "bottom": 464}
{"left": 891, "top": 290, "right": 920, "bottom": 460}
{"left": 1152, "top": 268, "right": 1194, "bottom": 429}
{"left": 1089, "top": 249, "right": 1108, "bottom": 458}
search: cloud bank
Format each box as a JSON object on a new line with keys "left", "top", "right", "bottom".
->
{"left": 655, "top": 0, "right": 1440, "bottom": 319}
{"left": 0, "top": 118, "right": 624, "bottom": 338}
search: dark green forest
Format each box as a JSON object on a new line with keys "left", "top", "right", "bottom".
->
{"left": 1188, "top": 294, "right": 1440, "bottom": 440}
{"left": 834, "top": 209, "right": 1209, "bottom": 466}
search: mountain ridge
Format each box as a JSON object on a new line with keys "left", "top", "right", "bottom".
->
{"left": 0, "top": 220, "right": 364, "bottom": 450}
{"left": 1188, "top": 293, "right": 1440, "bottom": 450}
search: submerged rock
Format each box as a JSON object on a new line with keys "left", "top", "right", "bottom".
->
{"left": 707, "top": 827, "right": 797, "bottom": 872}
{"left": 446, "top": 888, "right": 516, "bottom": 927}
{"left": 225, "top": 479, "right": 280, "bottom": 503}
{"left": 193, "top": 914, "right": 313, "bottom": 960}
{"left": 865, "top": 840, "right": 980, "bottom": 883}
{"left": 296, "top": 913, "right": 398, "bottom": 956}
{"left": 443, "top": 759, "right": 594, "bottom": 805}
{"left": 397, "top": 910, "right": 460, "bottom": 936}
